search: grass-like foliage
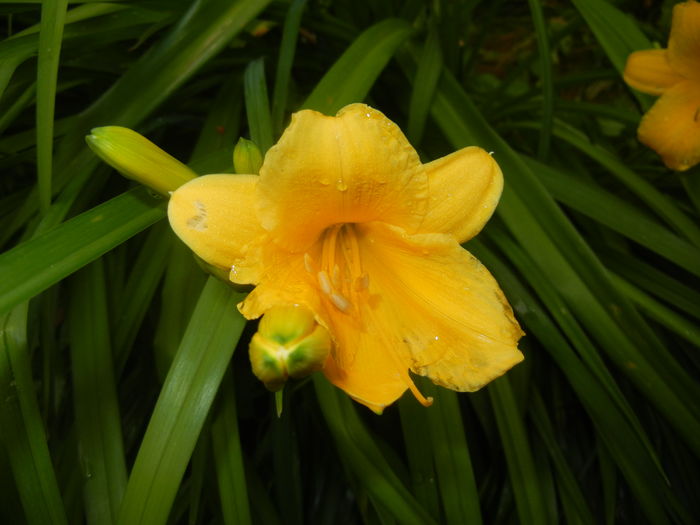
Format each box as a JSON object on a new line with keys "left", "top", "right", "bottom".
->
{"left": 1, "top": 0, "right": 699, "bottom": 524}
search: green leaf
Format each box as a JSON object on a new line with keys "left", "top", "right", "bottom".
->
{"left": 527, "top": 0, "right": 554, "bottom": 159}
{"left": 116, "top": 277, "right": 246, "bottom": 525}
{"left": 112, "top": 222, "right": 173, "bottom": 373}
{"left": 46, "top": 0, "right": 272, "bottom": 212}
{"left": 303, "top": 19, "right": 413, "bottom": 115}
{"left": 525, "top": 155, "right": 700, "bottom": 276}
{"left": 398, "top": 396, "right": 440, "bottom": 520}
{"left": 36, "top": 0, "right": 68, "bottom": 213}
{"left": 610, "top": 273, "right": 700, "bottom": 347}
{"left": 407, "top": 18, "right": 442, "bottom": 145}
{"left": 244, "top": 58, "right": 274, "bottom": 154}
{"left": 529, "top": 391, "right": 596, "bottom": 525}
{"left": 549, "top": 120, "right": 700, "bottom": 247}
{"left": 570, "top": 0, "right": 654, "bottom": 108}
{"left": 473, "top": 240, "right": 675, "bottom": 522}
{"left": 314, "top": 376, "right": 436, "bottom": 525}
{"left": 0, "top": 303, "right": 68, "bottom": 525}
{"left": 602, "top": 252, "right": 700, "bottom": 320}
{"left": 69, "top": 259, "right": 127, "bottom": 525}
{"left": 423, "top": 383, "right": 482, "bottom": 525}
{"left": 0, "top": 80, "right": 35, "bottom": 135}
{"left": 270, "top": 398, "right": 303, "bottom": 525}
{"left": 0, "top": 187, "right": 165, "bottom": 317}
{"left": 271, "top": 0, "right": 307, "bottom": 133}
{"left": 489, "top": 377, "right": 550, "bottom": 525}
{"left": 212, "top": 368, "right": 252, "bottom": 525}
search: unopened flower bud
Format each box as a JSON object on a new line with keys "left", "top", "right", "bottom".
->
{"left": 249, "top": 305, "right": 331, "bottom": 391}
{"left": 233, "top": 137, "right": 263, "bottom": 174}
{"left": 86, "top": 126, "right": 197, "bottom": 195}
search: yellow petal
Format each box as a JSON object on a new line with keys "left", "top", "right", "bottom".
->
{"left": 637, "top": 80, "right": 700, "bottom": 171}
{"left": 257, "top": 103, "right": 428, "bottom": 251}
{"left": 623, "top": 49, "right": 684, "bottom": 96}
{"left": 323, "top": 222, "right": 524, "bottom": 411}
{"left": 322, "top": 339, "right": 411, "bottom": 414}
{"left": 419, "top": 147, "right": 503, "bottom": 243}
{"left": 668, "top": 0, "right": 700, "bottom": 81}
{"left": 237, "top": 240, "right": 324, "bottom": 320}
{"left": 167, "top": 174, "right": 265, "bottom": 277}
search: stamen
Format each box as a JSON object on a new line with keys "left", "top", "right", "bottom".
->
{"left": 344, "top": 225, "right": 363, "bottom": 281}
{"left": 304, "top": 253, "right": 314, "bottom": 274}
{"left": 322, "top": 224, "right": 341, "bottom": 271}
{"left": 331, "top": 264, "right": 341, "bottom": 288}
{"left": 354, "top": 273, "right": 369, "bottom": 292}
{"left": 318, "top": 271, "right": 332, "bottom": 295}
{"left": 330, "top": 293, "right": 351, "bottom": 312}
{"left": 317, "top": 224, "right": 366, "bottom": 315}
{"left": 407, "top": 380, "right": 433, "bottom": 407}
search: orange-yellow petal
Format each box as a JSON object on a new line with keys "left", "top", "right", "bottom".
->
{"left": 322, "top": 222, "right": 524, "bottom": 411}
{"left": 623, "top": 49, "right": 684, "bottom": 96}
{"left": 637, "top": 79, "right": 700, "bottom": 171}
{"left": 256, "top": 103, "right": 428, "bottom": 252}
{"left": 322, "top": 339, "right": 411, "bottom": 414}
{"left": 167, "top": 174, "right": 265, "bottom": 278}
{"left": 419, "top": 146, "right": 503, "bottom": 243}
{"left": 668, "top": 0, "right": 700, "bottom": 81}
{"left": 237, "top": 244, "right": 323, "bottom": 321}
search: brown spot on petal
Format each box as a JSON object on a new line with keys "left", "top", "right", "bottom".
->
{"left": 187, "top": 200, "right": 208, "bottom": 231}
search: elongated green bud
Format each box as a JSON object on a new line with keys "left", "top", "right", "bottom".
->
{"left": 86, "top": 126, "right": 197, "bottom": 195}
{"left": 249, "top": 305, "right": 331, "bottom": 391}
{"left": 233, "top": 137, "right": 263, "bottom": 174}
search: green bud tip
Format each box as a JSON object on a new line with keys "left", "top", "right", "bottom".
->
{"left": 233, "top": 137, "right": 263, "bottom": 175}
{"left": 249, "top": 305, "right": 331, "bottom": 391}
{"left": 86, "top": 126, "right": 198, "bottom": 195}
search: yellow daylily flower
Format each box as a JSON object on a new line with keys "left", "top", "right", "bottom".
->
{"left": 168, "top": 103, "right": 524, "bottom": 413}
{"left": 623, "top": 0, "right": 700, "bottom": 171}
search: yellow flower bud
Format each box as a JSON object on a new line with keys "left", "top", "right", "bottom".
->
{"left": 233, "top": 137, "right": 263, "bottom": 175}
{"left": 249, "top": 305, "right": 331, "bottom": 391}
{"left": 86, "top": 126, "right": 197, "bottom": 195}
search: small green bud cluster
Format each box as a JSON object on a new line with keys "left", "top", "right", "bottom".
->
{"left": 249, "top": 305, "right": 331, "bottom": 391}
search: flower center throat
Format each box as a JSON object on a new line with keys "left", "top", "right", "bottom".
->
{"left": 305, "top": 224, "right": 369, "bottom": 314}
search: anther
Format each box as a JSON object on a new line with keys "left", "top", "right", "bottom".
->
{"left": 304, "top": 253, "right": 314, "bottom": 273}
{"left": 355, "top": 273, "right": 369, "bottom": 291}
{"left": 330, "top": 293, "right": 351, "bottom": 312}
{"left": 317, "top": 271, "right": 332, "bottom": 295}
